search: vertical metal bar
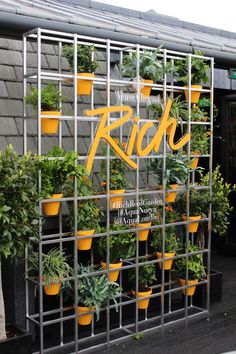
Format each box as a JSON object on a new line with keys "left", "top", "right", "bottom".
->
{"left": 119, "top": 48, "right": 123, "bottom": 329}
{"left": 73, "top": 34, "right": 79, "bottom": 353}
{"left": 207, "top": 57, "right": 214, "bottom": 314}
{"left": 37, "top": 28, "right": 44, "bottom": 354}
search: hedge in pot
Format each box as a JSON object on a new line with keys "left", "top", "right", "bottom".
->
{"left": 97, "top": 224, "right": 136, "bottom": 282}
{"left": 25, "top": 83, "right": 62, "bottom": 135}
{"left": 150, "top": 152, "right": 192, "bottom": 203}
{"left": 37, "top": 146, "right": 83, "bottom": 217}
{"left": 101, "top": 140, "right": 127, "bottom": 209}
{"left": 175, "top": 49, "right": 209, "bottom": 104}
{"left": 66, "top": 264, "right": 121, "bottom": 325}
{"left": 129, "top": 263, "right": 156, "bottom": 309}
{"left": 0, "top": 145, "right": 39, "bottom": 349}
{"left": 28, "top": 248, "right": 72, "bottom": 296}
{"left": 62, "top": 44, "right": 98, "bottom": 95}
{"left": 174, "top": 243, "right": 205, "bottom": 296}
{"left": 151, "top": 226, "right": 178, "bottom": 270}
{"left": 175, "top": 188, "right": 209, "bottom": 233}
{"left": 122, "top": 48, "right": 174, "bottom": 97}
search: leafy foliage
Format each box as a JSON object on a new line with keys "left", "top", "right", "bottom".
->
{"left": 191, "top": 107, "right": 208, "bottom": 122}
{"left": 173, "top": 243, "right": 205, "bottom": 280}
{"left": 101, "top": 140, "right": 127, "bottom": 190}
{"left": 175, "top": 188, "right": 209, "bottom": 217}
{"left": 62, "top": 45, "right": 98, "bottom": 73}
{"left": 200, "top": 166, "right": 236, "bottom": 236}
{"left": 0, "top": 145, "right": 39, "bottom": 258}
{"left": 37, "top": 146, "right": 88, "bottom": 197}
{"left": 122, "top": 48, "right": 174, "bottom": 82}
{"left": 76, "top": 200, "right": 99, "bottom": 231}
{"left": 155, "top": 205, "right": 180, "bottom": 224}
{"left": 190, "top": 126, "right": 209, "bottom": 154}
{"left": 25, "top": 83, "right": 61, "bottom": 111}
{"left": 175, "top": 50, "right": 209, "bottom": 85}
{"left": 97, "top": 224, "right": 136, "bottom": 262}
{"left": 150, "top": 153, "right": 192, "bottom": 188}
{"left": 28, "top": 248, "right": 72, "bottom": 286}
{"left": 149, "top": 96, "right": 189, "bottom": 123}
{"left": 129, "top": 263, "right": 156, "bottom": 289}
{"left": 66, "top": 264, "right": 121, "bottom": 320}
{"left": 151, "top": 227, "right": 178, "bottom": 253}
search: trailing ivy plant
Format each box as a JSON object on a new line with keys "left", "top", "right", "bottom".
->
{"left": 0, "top": 145, "right": 40, "bottom": 340}
{"left": 66, "top": 264, "right": 121, "bottom": 320}
{"left": 129, "top": 263, "right": 156, "bottom": 291}
{"left": 97, "top": 224, "right": 136, "bottom": 263}
{"left": 28, "top": 248, "right": 72, "bottom": 286}
{"left": 175, "top": 49, "right": 209, "bottom": 85}
{"left": 173, "top": 243, "right": 205, "bottom": 280}
{"left": 122, "top": 48, "right": 174, "bottom": 82}
{"left": 25, "top": 82, "right": 61, "bottom": 112}
{"left": 150, "top": 152, "right": 192, "bottom": 188}
{"left": 62, "top": 45, "right": 98, "bottom": 73}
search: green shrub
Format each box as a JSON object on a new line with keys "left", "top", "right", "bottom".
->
{"left": 129, "top": 263, "right": 156, "bottom": 290}
{"left": 25, "top": 83, "right": 61, "bottom": 112}
{"left": 174, "top": 243, "right": 205, "bottom": 280}
{"left": 62, "top": 45, "right": 98, "bottom": 73}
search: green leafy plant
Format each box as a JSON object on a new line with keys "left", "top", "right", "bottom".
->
{"left": 37, "top": 146, "right": 87, "bottom": 197}
{"left": 66, "top": 264, "right": 121, "bottom": 320}
{"left": 175, "top": 188, "right": 209, "bottom": 217}
{"left": 97, "top": 224, "right": 136, "bottom": 263}
{"left": 190, "top": 126, "right": 209, "bottom": 153}
{"left": 151, "top": 227, "right": 178, "bottom": 253}
{"left": 200, "top": 166, "right": 236, "bottom": 236}
{"left": 129, "top": 263, "right": 156, "bottom": 291}
{"left": 175, "top": 50, "right": 209, "bottom": 85}
{"left": 150, "top": 152, "right": 192, "bottom": 188}
{"left": 149, "top": 96, "right": 189, "bottom": 123}
{"left": 101, "top": 140, "right": 127, "bottom": 190}
{"left": 62, "top": 45, "right": 98, "bottom": 73}
{"left": 122, "top": 48, "right": 174, "bottom": 82}
{"left": 0, "top": 145, "right": 40, "bottom": 339}
{"left": 28, "top": 248, "right": 72, "bottom": 286}
{"left": 190, "top": 107, "right": 208, "bottom": 122}
{"left": 174, "top": 243, "right": 205, "bottom": 280}
{"left": 76, "top": 200, "right": 99, "bottom": 231}
{"left": 25, "top": 83, "right": 61, "bottom": 112}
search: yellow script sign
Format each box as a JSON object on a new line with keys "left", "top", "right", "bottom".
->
{"left": 85, "top": 99, "right": 190, "bottom": 174}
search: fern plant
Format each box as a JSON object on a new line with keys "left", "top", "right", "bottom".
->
{"left": 25, "top": 83, "right": 61, "bottom": 111}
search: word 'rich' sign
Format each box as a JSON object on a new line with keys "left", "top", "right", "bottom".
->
{"left": 85, "top": 99, "right": 190, "bottom": 174}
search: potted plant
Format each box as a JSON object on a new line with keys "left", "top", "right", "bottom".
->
{"left": 28, "top": 248, "right": 72, "bottom": 296}
{"left": 97, "top": 224, "right": 136, "bottom": 282}
{"left": 37, "top": 146, "right": 83, "bottom": 217}
{"left": 129, "top": 263, "right": 156, "bottom": 309}
{"left": 175, "top": 49, "right": 209, "bottom": 104}
{"left": 25, "top": 82, "right": 62, "bottom": 135}
{"left": 175, "top": 188, "right": 208, "bottom": 233}
{"left": 150, "top": 153, "right": 192, "bottom": 203}
{"left": 66, "top": 264, "right": 121, "bottom": 325}
{"left": 188, "top": 126, "right": 209, "bottom": 169}
{"left": 122, "top": 48, "right": 174, "bottom": 97}
{"left": 101, "top": 140, "right": 127, "bottom": 209}
{"left": 174, "top": 243, "right": 205, "bottom": 296}
{"left": 0, "top": 145, "right": 39, "bottom": 352}
{"left": 62, "top": 44, "right": 98, "bottom": 95}
{"left": 151, "top": 226, "right": 178, "bottom": 270}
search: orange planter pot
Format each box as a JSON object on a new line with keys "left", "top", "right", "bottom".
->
{"left": 101, "top": 261, "right": 123, "bottom": 282}
{"left": 140, "top": 79, "right": 153, "bottom": 97}
{"left": 132, "top": 222, "right": 152, "bottom": 241}
{"left": 41, "top": 111, "right": 61, "bottom": 134}
{"left": 43, "top": 278, "right": 61, "bottom": 296}
{"left": 165, "top": 184, "right": 178, "bottom": 203}
{"left": 190, "top": 152, "right": 200, "bottom": 169}
{"left": 109, "top": 189, "right": 125, "bottom": 209}
{"left": 77, "top": 229, "right": 95, "bottom": 250}
{"left": 184, "top": 85, "right": 202, "bottom": 104}
{"left": 77, "top": 73, "right": 95, "bottom": 95}
{"left": 131, "top": 288, "right": 152, "bottom": 310}
{"left": 182, "top": 214, "right": 201, "bottom": 233}
{"left": 42, "top": 193, "right": 63, "bottom": 216}
{"left": 77, "top": 306, "right": 95, "bottom": 325}
{"left": 156, "top": 252, "right": 175, "bottom": 270}
{"left": 179, "top": 278, "right": 198, "bottom": 296}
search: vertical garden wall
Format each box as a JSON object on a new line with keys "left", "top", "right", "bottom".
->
{"left": 23, "top": 28, "right": 214, "bottom": 353}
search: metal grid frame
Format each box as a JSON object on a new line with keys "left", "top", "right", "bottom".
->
{"left": 22, "top": 27, "right": 214, "bottom": 354}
